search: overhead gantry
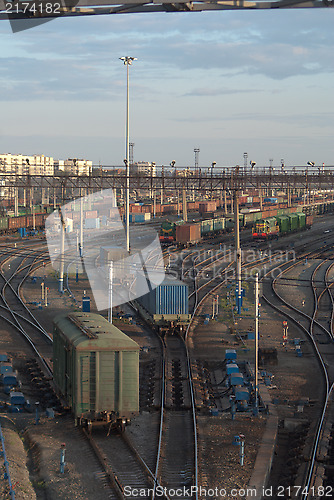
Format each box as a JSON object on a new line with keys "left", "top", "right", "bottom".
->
{"left": 0, "top": 0, "right": 333, "bottom": 20}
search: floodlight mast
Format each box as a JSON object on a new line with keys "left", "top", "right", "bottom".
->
{"left": 120, "top": 56, "right": 137, "bottom": 253}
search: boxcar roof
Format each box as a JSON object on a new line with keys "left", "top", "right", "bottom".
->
{"left": 53, "top": 312, "right": 139, "bottom": 351}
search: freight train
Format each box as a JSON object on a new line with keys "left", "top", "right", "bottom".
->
{"left": 53, "top": 312, "right": 139, "bottom": 432}
{"left": 159, "top": 200, "right": 334, "bottom": 246}
{"left": 0, "top": 206, "right": 55, "bottom": 235}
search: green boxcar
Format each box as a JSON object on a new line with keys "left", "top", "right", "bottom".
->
{"left": 0, "top": 217, "right": 8, "bottom": 231}
{"left": 243, "top": 212, "right": 261, "bottom": 226}
{"left": 201, "top": 219, "right": 214, "bottom": 235}
{"left": 297, "top": 212, "right": 306, "bottom": 229}
{"left": 275, "top": 215, "right": 290, "bottom": 234}
{"left": 213, "top": 217, "right": 225, "bottom": 232}
{"left": 288, "top": 213, "right": 299, "bottom": 231}
{"left": 53, "top": 313, "right": 139, "bottom": 422}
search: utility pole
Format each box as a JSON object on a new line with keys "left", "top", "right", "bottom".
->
{"left": 79, "top": 193, "right": 83, "bottom": 257}
{"left": 254, "top": 272, "right": 259, "bottom": 415}
{"left": 108, "top": 261, "right": 113, "bottom": 323}
{"left": 58, "top": 208, "right": 65, "bottom": 293}
{"left": 234, "top": 190, "right": 242, "bottom": 314}
{"left": 182, "top": 186, "right": 187, "bottom": 222}
{"left": 120, "top": 56, "right": 137, "bottom": 253}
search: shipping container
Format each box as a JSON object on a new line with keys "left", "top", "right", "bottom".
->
{"left": 0, "top": 217, "right": 8, "bottom": 232}
{"left": 201, "top": 219, "right": 214, "bottom": 235}
{"left": 130, "top": 205, "right": 142, "bottom": 213}
{"left": 263, "top": 197, "right": 278, "bottom": 204}
{"left": 141, "top": 205, "right": 153, "bottom": 213}
{"left": 8, "top": 216, "right": 26, "bottom": 230}
{"left": 176, "top": 223, "right": 201, "bottom": 245}
{"left": 288, "top": 213, "right": 299, "bottom": 231}
{"left": 53, "top": 313, "right": 139, "bottom": 425}
{"left": 161, "top": 204, "right": 177, "bottom": 214}
{"left": 26, "top": 213, "right": 46, "bottom": 228}
{"left": 137, "top": 275, "right": 189, "bottom": 316}
{"left": 297, "top": 212, "right": 306, "bottom": 229}
{"left": 199, "top": 201, "right": 217, "bottom": 213}
{"left": 275, "top": 215, "right": 290, "bottom": 234}
{"left": 129, "top": 213, "right": 151, "bottom": 223}
{"left": 84, "top": 217, "right": 100, "bottom": 229}
{"left": 213, "top": 217, "right": 225, "bottom": 232}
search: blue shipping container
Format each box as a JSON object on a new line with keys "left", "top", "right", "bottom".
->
{"left": 226, "top": 363, "right": 239, "bottom": 375}
{"left": 225, "top": 349, "right": 237, "bottom": 361}
{"left": 137, "top": 275, "right": 188, "bottom": 316}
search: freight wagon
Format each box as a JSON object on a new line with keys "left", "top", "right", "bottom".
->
{"left": 176, "top": 223, "right": 201, "bottom": 247}
{"left": 135, "top": 276, "right": 191, "bottom": 334}
{"left": 53, "top": 312, "right": 139, "bottom": 432}
{"left": 0, "top": 212, "right": 48, "bottom": 235}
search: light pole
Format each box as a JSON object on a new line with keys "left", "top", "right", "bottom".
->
{"left": 243, "top": 152, "right": 248, "bottom": 176}
{"left": 211, "top": 161, "right": 216, "bottom": 200}
{"left": 120, "top": 56, "right": 137, "bottom": 253}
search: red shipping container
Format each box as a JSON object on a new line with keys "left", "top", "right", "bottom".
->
{"left": 130, "top": 205, "right": 142, "bottom": 213}
{"left": 8, "top": 216, "right": 26, "bottom": 229}
{"left": 199, "top": 201, "right": 217, "bottom": 213}
{"left": 27, "top": 214, "right": 44, "bottom": 227}
{"left": 176, "top": 223, "right": 201, "bottom": 244}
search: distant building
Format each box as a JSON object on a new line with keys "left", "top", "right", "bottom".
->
{"left": 131, "top": 161, "right": 156, "bottom": 177}
{"left": 0, "top": 153, "right": 54, "bottom": 176}
{"left": 54, "top": 158, "right": 92, "bottom": 176}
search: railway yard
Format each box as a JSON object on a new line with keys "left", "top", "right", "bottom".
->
{"left": 0, "top": 201, "right": 334, "bottom": 500}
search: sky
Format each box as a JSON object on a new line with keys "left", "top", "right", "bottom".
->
{"left": 0, "top": 6, "right": 334, "bottom": 169}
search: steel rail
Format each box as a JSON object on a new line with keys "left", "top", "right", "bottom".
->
{"left": 0, "top": 249, "right": 53, "bottom": 375}
{"left": 260, "top": 253, "right": 334, "bottom": 499}
{"left": 1, "top": 252, "right": 52, "bottom": 341}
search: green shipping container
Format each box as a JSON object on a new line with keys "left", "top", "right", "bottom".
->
{"left": 0, "top": 217, "right": 8, "bottom": 231}
{"left": 275, "top": 215, "right": 290, "bottom": 234}
{"left": 297, "top": 212, "right": 306, "bottom": 229}
{"left": 213, "top": 217, "right": 225, "bottom": 232}
{"left": 288, "top": 214, "right": 299, "bottom": 231}
{"left": 53, "top": 313, "right": 139, "bottom": 420}
{"left": 201, "top": 219, "right": 214, "bottom": 234}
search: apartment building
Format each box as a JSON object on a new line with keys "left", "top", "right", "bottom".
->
{"left": 0, "top": 153, "right": 54, "bottom": 176}
{"left": 54, "top": 158, "right": 93, "bottom": 176}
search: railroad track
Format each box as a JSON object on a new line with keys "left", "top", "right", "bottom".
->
{"left": 0, "top": 245, "right": 53, "bottom": 372}
{"left": 259, "top": 249, "right": 334, "bottom": 499}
